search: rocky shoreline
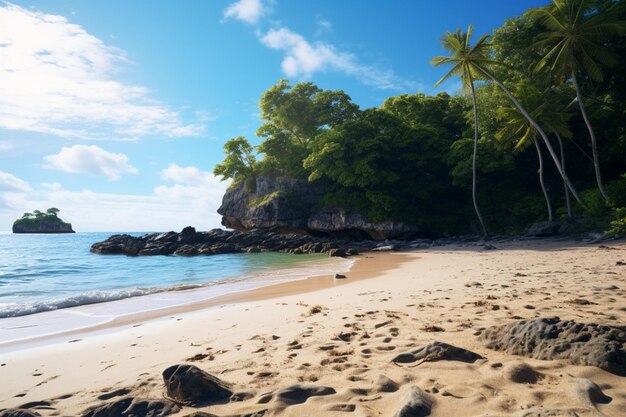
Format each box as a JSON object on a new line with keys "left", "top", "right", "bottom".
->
{"left": 89, "top": 226, "right": 505, "bottom": 257}
{"left": 89, "top": 224, "right": 611, "bottom": 258}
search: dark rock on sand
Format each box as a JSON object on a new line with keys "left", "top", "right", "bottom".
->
{"left": 392, "top": 341, "right": 483, "bottom": 364}
{"left": 394, "top": 386, "right": 433, "bottom": 417}
{"left": 162, "top": 364, "right": 233, "bottom": 405}
{"left": 274, "top": 384, "right": 336, "bottom": 404}
{"left": 372, "top": 375, "right": 399, "bottom": 393}
{"left": 480, "top": 317, "right": 626, "bottom": 376}
{"left": 81, "top": 398, "right": 178, "bottom": 417}
{"left": 0, "top": 410, "right": 42, "bottom": 417}
{"left": 574, "top": 378, "right": 612, "bottom": 408}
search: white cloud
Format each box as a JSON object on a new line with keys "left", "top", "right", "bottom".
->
{"left": 315, "top": 17, "right": 333, "bottom": 36}
{"left": 161, "top": 163, "right": 214, "bottom": 185}
{"left": 224, "top": 0, "right": 264, "bottom": 24}
{"left": 44, "top": 145, "right": 138, "bottom": 180}
{"left": 260, "top": 27, "right": 416, "bottom": 91}
{"left": 0, "top": 167, "right": 230, "bottom": 231}
{"left": 155, "top": 164, "right": 230, "bottom": 223}
{"left": 0, "top": 171, "right": 31, "bottom": 192}
{"left": 0, "top": 4, "right": 204, "bottom": 140}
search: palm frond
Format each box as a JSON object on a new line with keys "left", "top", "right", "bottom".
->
{"left": 434, "top": 63, "right": 463, "bottom": 87}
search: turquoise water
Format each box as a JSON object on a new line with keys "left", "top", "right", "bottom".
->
{"left": 0, "top": 232, "right": 346, "bottom": 318}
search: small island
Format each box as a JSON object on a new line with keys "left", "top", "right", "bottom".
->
{"left": 12, "top": 207, "right": 75, "bottom": 234}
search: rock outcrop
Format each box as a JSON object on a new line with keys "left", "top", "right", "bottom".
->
{"left": 162, "top": 364, "right": 232, "bottom": 405}
{"left": 12, "top": 219, "right": 74, "bottom": 234}
{"left": 480, "top": 317, "right": 626, "bottom": 376}
{"left": 218, "top": 176, "right": 419, "bottom": 240}
{"left": 90, "top": 227, "right": 363, "bottom": 257}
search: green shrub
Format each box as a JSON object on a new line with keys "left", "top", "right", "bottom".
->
{"left": 606, "top": 207, "right": 626, "bottom": 238}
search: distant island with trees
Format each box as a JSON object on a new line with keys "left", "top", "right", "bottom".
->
{"left": 13, "top": 208, "right": 75, "bottom": 234}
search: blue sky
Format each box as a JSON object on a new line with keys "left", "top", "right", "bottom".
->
{"left": 0, "top": 0, "right": 547, "bottom": 231}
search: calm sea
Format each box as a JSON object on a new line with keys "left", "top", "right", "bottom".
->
{"left": 0, "top": 232, "right": 350, "bottom": 320}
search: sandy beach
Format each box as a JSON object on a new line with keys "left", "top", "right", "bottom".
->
{"left": 1, "top": 239, "right": 625, "bottom": 416}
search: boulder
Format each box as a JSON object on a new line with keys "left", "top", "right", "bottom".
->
{"left": 162, "top": 364, "right": 233, "bottom": 405}
{"left": 394, "top": 386, "right": 433, "bottom": 417}
{"left": 480, "top": 317, "right": 626, "bottom": 376}
{"left": 372, "top": 375, "right": 399, "bottom": 393}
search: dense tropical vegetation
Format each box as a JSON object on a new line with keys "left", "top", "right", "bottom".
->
{"left": 14, "top": 208, "right": 70, "bottom": 229}
{"left": 215, "top": 0, "right": 626, "bottom": 237}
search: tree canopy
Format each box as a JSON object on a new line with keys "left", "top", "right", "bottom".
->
{"left": 214, "top": 1, "right": 626, "bottom": 236}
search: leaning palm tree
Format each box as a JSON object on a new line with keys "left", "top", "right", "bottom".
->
{"left": 531, "top": 0, "right": 626, "bottom": 201}
{"left": 432, "top": 25, "right": 585, "bottom": 216}
{"left": 496, "top": 84, "right": 574, "bottom": 222}
{"left": 431, "top": 25, "right": 489, "bottom": 237}
{"left": 540, "top": 103, "right": 575, "bottom": 219}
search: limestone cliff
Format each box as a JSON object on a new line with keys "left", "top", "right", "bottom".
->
{"left": 217, "top": 176, "right": 419, "bottom": 240}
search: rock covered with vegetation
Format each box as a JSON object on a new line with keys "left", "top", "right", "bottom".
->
{"left": 12, "top": 208, "right": 74, "bottom": 234}
{"left": 218, "top": 176, "right": 421, "bottom": 240}
{"left": 213, "top": 0, "right": 626, "bottom": 238}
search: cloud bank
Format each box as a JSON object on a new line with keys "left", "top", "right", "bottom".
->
{"left": 0, "top": 168, "right": 229, "bottom": 231}
{"left": 0, "top": 4, "right": 204, "bottom": 140}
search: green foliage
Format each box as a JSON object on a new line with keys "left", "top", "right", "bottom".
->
{"left": 249, "top": 190, "right": 285, "bottom": 208}
{"left": 256, "top": 79, "right": 359, "bottom": 178}
{"left": 531, "top": 0, "right": 626, "bottom": 82}
{"left": 211, "top": 1, "right": 626, "bottom": 236}
{"left": 606, "top": 207, "right": 626, "bottom": 237}
{"left": 46, "top": 207, "right": 60, "bottom": 217}
{"left": 213, "top": 136, "right": 257, "bottom": 183}
{"left": 431, "top": 24, "right": 499, "bottom": 92}
{"left": 14, "top": 208, "right": 69, "bottom": 228}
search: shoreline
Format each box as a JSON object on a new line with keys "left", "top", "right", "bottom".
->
{"left": 0, "top": 252, "right": 403, "bottom": 352}
{"left": 1, "top": 239, "right": 625, "bottom": 416}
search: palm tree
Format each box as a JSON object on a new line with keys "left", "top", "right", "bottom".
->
{"left": 531, "top": 0, "right": 626, "bottom": 201}
{"left": 432, "top": 26, "right": 585, "bottom": 214}
{"left": 540, "top": 103, "right": 575, "bottom": 219}
{"left": 431, "top": 24, "right": 489, "bottom": 237}
{"left": 496, "top": 84, "right": 574, "bottom": 222}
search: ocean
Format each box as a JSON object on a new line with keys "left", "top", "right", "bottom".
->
{"left": 0, "top": 232, "right": 351, "bottom": 345}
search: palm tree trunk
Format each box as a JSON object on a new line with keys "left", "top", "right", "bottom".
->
{"left": 469, "top": 80, "right": 488, "bottom": 237}
{"left": 555, "top": 132, "right": 573, "bottom": 219}
{"left": 572, "top": 71, "right": 609, "bottom": 201}
{"left": 533, "top": 139, "right": 553, "bottom": 222}
{"left": 482, "top": 69, "right": 585, "bottom": 207}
